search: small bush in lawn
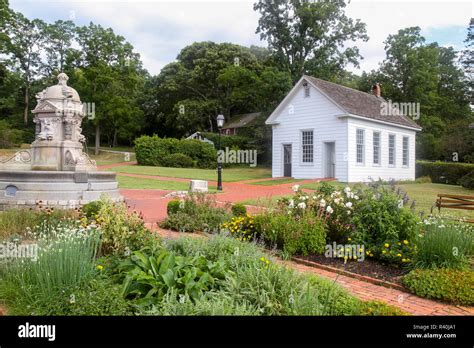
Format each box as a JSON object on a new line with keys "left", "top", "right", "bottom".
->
{"left": 402, "top": 269, "right": 474, "bottom": 305}
{"left": 412, "top": 219, "right": 473, "bottom": 270}
{"left": 161, "top": 153, "right": 194, "bottom": 168}
{"left": 167, "top": 200, "right": 182, "bottom": 215}
{"left": 231, "top": 203, "right": 247, "bottom": 216}
{"left": 254, "top": 212, "right": 326, "bottom": 257}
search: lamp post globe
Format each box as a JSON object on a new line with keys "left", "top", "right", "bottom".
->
{"left": 216, "top": 114, "right": 225, "bottom": 191}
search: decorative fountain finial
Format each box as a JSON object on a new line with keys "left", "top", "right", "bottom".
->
{"left": 57, "top": 73, "right": 69, "bottom": 86}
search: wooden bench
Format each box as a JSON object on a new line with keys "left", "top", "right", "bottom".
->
{"left": 432, "top": 194, "right": 474, "bottom": 223}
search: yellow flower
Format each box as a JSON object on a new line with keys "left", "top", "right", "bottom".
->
{"left": 397, "top": 253, "right": 402, "bottom": 257}
{"left": 260, "top": 257, "right": 265, "bottom": 262}
{"left": 382, "top": 250, "right": 387, "bottom": 254}
{"left": 403, "top": 240, "right": 409, "bottom": 245}
{"left": 402, "top": 258, "right": 407, "bottom": 262}
{"left": 347, "top": 238, "right": 352, "bottom": 241}
{"left": 384, "top": 243, "right": 389, "bottom": 248}
{"left": 96, "top": 265, "right": 104, "bottom": 271}
{"left": 266, "top": 260, "right": 269, "bottom": 264}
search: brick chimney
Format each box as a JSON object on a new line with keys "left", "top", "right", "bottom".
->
{"left": 372, "top": 83, "right": 381, "bottom": 97}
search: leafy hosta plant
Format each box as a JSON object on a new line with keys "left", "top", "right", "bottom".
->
{"left": 118, "top": 249, "right": 228, "bottom": 306}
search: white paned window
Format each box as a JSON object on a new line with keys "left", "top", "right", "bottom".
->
{"left": 373, "top": 131, "right": 380, "bottom": 165}
{"left": 402, "top": 136, "right": 409, "bottom": 166}
{"left": 356, "top": 129, "right": 365, "bottom": 164}
{"left": 389, "top": 134, "right": 396, "bottom": 166}
{"left": 301, "top": 130, "right": 314, "bottom": 163}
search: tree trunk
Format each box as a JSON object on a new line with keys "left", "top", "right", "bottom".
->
{"left": 95, "top": 123, "right": 100, "bottom": 155}
{"left": 113, "top": 129, "right": 118, "bottom": 148}
{"left": 24, "top": 85, "right": 29, "bottom": 125}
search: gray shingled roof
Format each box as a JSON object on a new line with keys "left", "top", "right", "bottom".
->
{"left": 304, "top": 75, "right": 422, "bottom": 129}
{"left": 222, "top": 112, "right": 261, "bottom": 129}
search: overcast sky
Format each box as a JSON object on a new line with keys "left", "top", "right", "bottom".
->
{"left": 9, "top": 0, "right": 473, "bottom": 76}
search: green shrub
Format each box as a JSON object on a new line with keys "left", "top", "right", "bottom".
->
{"left": 402, "top": 269, "right": 474, "bottom": 305}
{"left": 412, "top": 219, "right": 473, "bottom": 270}
{"left": 316, "top": 181, "right": 337, "bottom": 196}
{"left": 160, "top": 194, "right": 230, "bottom": 233}
{"left": 351, "top": 187, "right": 420, "bottom": 264}
{"left": 94, "top": 199, "right": 155, "bottom": 255}
{"left": 82, "top": 200, "right": 104, "bottom": 219}
{"left": 231, "top": 203, "right": 247, "bottom": 216}
{"left": 459, "top": 171, "right": 474, "bottom": 189}
{"left": 134, "top": 135, "right": 216, "bottom": 168}
{"left": 416, "top": 160, "right": 474, "bottom": 185}
{"left": 161, "top": 153, "right": 194, "bottom": 168}
{"left": 254, "top": 212, "right": 326, "bottom": 257}
{"left": 167, "top": 200, "right": 182, "bottom": 215}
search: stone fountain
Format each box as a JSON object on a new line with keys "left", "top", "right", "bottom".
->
{"left": 0, "top": 73, "right": 122, "bottom": 210}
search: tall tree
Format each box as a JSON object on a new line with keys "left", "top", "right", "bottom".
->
{"left": 254, "top": 0, "right": 368, "bottom": 82}
{"left": 146, "top": 42, "right": 292, "bottom": 138}
{"left": 42, "top": 20, "right": 76, "bottom": 77}
{"left": 461, "top": 18, "right": 473, "bottom": 97}
{"left": 359, "top": 27, "right": 472, "bottom": 161}
{"left": 4, "top": 11, "right": 46, "bottom": 125}
{"left": 73, "top": 22, "right": 144, "bottom": 153}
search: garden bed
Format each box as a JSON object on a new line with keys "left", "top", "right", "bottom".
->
{"left": 295, "top": 254, "right": 409, "bottom": 286}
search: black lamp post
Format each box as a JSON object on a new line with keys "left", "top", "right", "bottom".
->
{"left": 216, "top": 114, "right": 225, "bottom": 191}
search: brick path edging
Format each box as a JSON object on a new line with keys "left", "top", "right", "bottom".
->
{"left": 292, "top": 257, "right": 406, "bottom": 292}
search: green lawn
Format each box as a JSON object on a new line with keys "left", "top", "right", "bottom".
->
{"left": 397, "top": 183, "right": 474, "bottom": 218}
{"left": 249, "top": 178, "right": 306, "bottom": 186}
{"left": 117, "top": 175, "right": 218, "bottom": 191}
{"left": 88, "top": 150, "right": 136, "bottom": 166}
{"left": 110, "top": 165, "right": 272, "bottom": 182}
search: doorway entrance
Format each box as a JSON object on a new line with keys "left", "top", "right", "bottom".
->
{"left": 324, "top": 142, "right": 335, "bottom": 178}
{"left": 283, "top": 144, "right": 292, "bottom": 177}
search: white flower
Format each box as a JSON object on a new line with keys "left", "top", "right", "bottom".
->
{"left": 288, "top": 199, "right": 295, "bottom": 208}
{"left": 344, "top": 187, "right": 351, "bottom": 193}
{"left": 326, "top": 205, "right": 334, "bottom": 214}
{"left": 345, "top": 202, "right": 353, "bottom": 208}
{"left": 319, "top": 199, "right": 326, "bottom": 207}
{"left": 297, "top": 202, "right": 306, "bottom": 209}
{"left": 292, "top": 185, "right": 300, "bottom": 192}
{"left": 346, "top": 210, "right": 351, "bottom": 215}
{"left": 353, "top": 195, "right": 359, "bottom": 200}
{"left": 334, "top": 198, "right": 341, "bottom": 205}
{"left": 301, "top": 196, "right": 308, "bottom": 201}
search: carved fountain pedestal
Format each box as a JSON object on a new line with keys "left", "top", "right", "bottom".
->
{"left": 0, "top": 73, "right": 122, "bottom": 210}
